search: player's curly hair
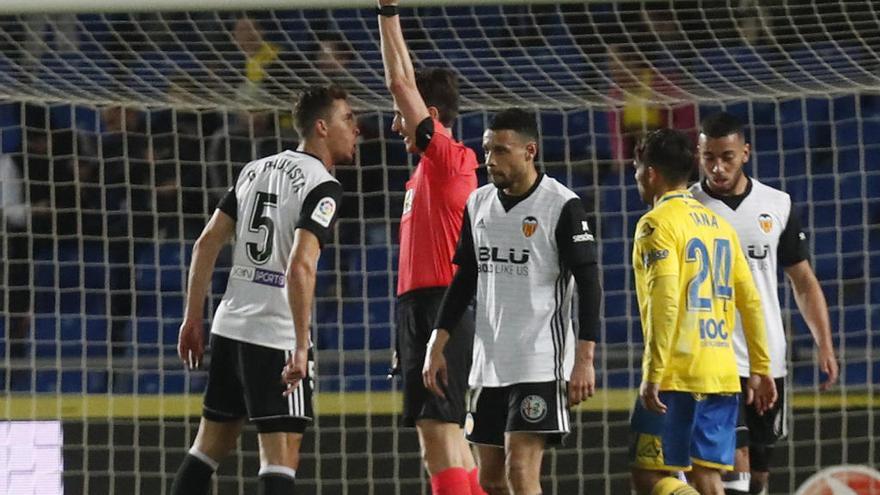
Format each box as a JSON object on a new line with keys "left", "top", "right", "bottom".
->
{"left": 635, "top": 128, "right": 695, "bottom": 184}
{"left": 293, "top": 84, "right": 349, "bottom": 137}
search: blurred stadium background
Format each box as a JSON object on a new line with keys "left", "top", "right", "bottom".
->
{"left": 0, "top": 0, "right": 877, "bottom": 493}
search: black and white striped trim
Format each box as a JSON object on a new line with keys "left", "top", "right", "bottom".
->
{"left": 551, "top": 271, "right": 565, "bottom": 382}
{"left": 285, "top": 349, "right": 305, "bottom": 417}
{"left": 555, "top": 379, "right": 570, "bottom": 432}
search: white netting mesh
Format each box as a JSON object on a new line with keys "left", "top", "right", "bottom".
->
{"left": 0, "top": 2, "right": 878, "bottom": 494}
{"left": 0, "top": 2, "right": 878, "bottom": 109}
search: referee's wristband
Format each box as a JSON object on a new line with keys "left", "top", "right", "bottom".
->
{"left": 376, "top": 4, "right": 399, "bottom": 17}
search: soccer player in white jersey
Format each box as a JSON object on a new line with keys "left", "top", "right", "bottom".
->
{"left": 423, "top": 108, "right": 603, "bottom": 494}
{"left": 171, "top": 85, "right": 359, "bottom": 495}
{"left": 691, "top": 112, "right": 839, "bottom": 495}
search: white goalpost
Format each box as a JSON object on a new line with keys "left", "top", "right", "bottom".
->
{"left": 0, "top": 1, "right": 877, "bottom": 494}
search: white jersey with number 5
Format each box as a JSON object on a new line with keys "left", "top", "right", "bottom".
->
{"left": 211, "top": 150, "right": 342, "bottom": 350}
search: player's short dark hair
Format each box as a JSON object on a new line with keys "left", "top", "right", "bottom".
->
{"left": 415, "top": 68, "right": 459, "bottom": 127}
{"left": 293, "top": 85, "right": 348, "bottom": 137}
{"left": 489, "top": 108, "right": 539, "bottom": 143}
{"left": 700, "top": 111, "right": 745, "bottom": 139}
{"left": 635, "top": 128, "right": 694, "bottom": 184}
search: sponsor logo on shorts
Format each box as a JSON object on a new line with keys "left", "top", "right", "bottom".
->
{"left": 230, "top": 264, "right": 286, "bottom": 288}
{"left": 520, "top": 395, "right": 548, "bottom": 423}
{"left": 635, "top": 434, "right": 663, "bottom": 465}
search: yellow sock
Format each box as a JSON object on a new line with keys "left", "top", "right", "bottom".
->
{"left": 651, "top": 476, "right": 700, "bottom": 495}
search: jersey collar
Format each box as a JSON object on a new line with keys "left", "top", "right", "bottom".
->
{"left": 656, "top": 189, "right": 692, "bottom": 205}
{"left": 497, "top": 173, "right": 544, "bottom": 212}
{"left": 701, "top": 177, "right": 753, "bottom": 211}
{"left": 293, "top": 149, "right": 326, "bottom": 166}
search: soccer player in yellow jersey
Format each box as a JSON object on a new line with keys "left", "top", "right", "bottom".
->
{"left": 628, "top": 129, "right": 778, "bottom": 495}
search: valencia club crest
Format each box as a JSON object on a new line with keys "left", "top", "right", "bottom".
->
{"left": 522, "top": 216, "right": 538, "bottom": 237}
{"left": 758, "top": 213, "right": 773, "bottom": 234}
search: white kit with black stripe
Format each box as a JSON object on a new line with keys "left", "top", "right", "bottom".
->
{"left": 691, "top": 178, "right": 808, "bottom": 379}
{"left": 465, "top": 177, "right": 581, "bottom": 387}
{"left": 212, "top": 150, "right": 341, "bottom": 350}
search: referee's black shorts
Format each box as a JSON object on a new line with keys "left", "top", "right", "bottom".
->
{"left": 397, "top": 287, "right": 474, "bottom": 428}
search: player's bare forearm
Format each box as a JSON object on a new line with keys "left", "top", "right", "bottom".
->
{"left": 569, "top": 340, "right": 596, "bottom": 406}
{"left": 377, "top": 0, "right": 429, "bottom": 133}
{"left": 575, "top": 339, "right": 595, "bottom": 363}
{"left": 426, "top": 328, "right": 450, "bottom": 355}
{"left": 287, "top": 230, "right": 321, "bottom": 350}
{"left": 786, "top": 261, "right": 838, "bottom": 388}
{"left": 179, "top": 211, "right": 233, "bottom": 369}
{"left": 786, "top": 261, "right": 835, "bottom": 353}
{"left": 423, "top": 328, "right": 450, "bottom": 398}
{"left": 288, "top": 262, "right": 315, "bottom": 350}
{"left": 184, "top": 210, "right": 234, "bottom": 322}
{"left": 378, "top": 1, "right": 413, "bottom": 87}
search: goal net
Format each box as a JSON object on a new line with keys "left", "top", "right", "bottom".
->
{"left": 0, "top": 1, "right": 877, "bottom": 494}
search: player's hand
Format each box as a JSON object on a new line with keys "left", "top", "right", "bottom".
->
{"left": 817, "top": 346, "right": 839, "bottom": 391}
{"left": 177, "top": 318, "right": 204, "bottom": 370}
{"left": 422, "top": 330, "right": 449, "bottom": 399}
{"left": 639, "top": 381, "right": 666, "bottom": 414}
{"left": 568, "top": 362, "right": 595, "bottom": 406}
{"left": 281, "top": 347, "right": 309, "bottom": 396}
{"left": 422, "top": 350, "right": 448, "bottom": 399}
{"left": 747, "top": 374, "right": 777, "bottom": 415}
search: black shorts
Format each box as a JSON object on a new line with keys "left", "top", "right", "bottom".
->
{"left": 736, "top": 376, "right": 787, "bottom": 448}
{"left": 202, "top": 334, "right": 314, "bottom": 434}
{"left": 397, "top": 287, "right": 474, "bottom": 428}
{"left": 466, "top": 380, "right": 570, "bottom": 448}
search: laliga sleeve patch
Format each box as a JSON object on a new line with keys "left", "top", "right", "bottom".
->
{"left": 311, "top": 197, "right": 337, "bottom": 227}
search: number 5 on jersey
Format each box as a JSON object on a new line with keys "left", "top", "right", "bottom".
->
{"left": 247, "top": 192, "right": 278, "bottom": 265}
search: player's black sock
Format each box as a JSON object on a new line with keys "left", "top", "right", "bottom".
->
{"left": 258, "top": 473, "right": 296, "bottom": 494}
{"left": 170, "top": 451, "right": 217, "bottom": 495}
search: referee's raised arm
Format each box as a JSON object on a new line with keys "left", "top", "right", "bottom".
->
{"left": 377, "top": 2, "right": 481, "bottom": 492}
{"left": 377, "top": 0, "right": 430, "bottom": 137}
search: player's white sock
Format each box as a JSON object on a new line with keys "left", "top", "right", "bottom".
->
{"left": 258, "top": 464, "right": 297, "bottom": 495}
{"left": 721, "top": 471, "right": 750, "bottom": 494}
